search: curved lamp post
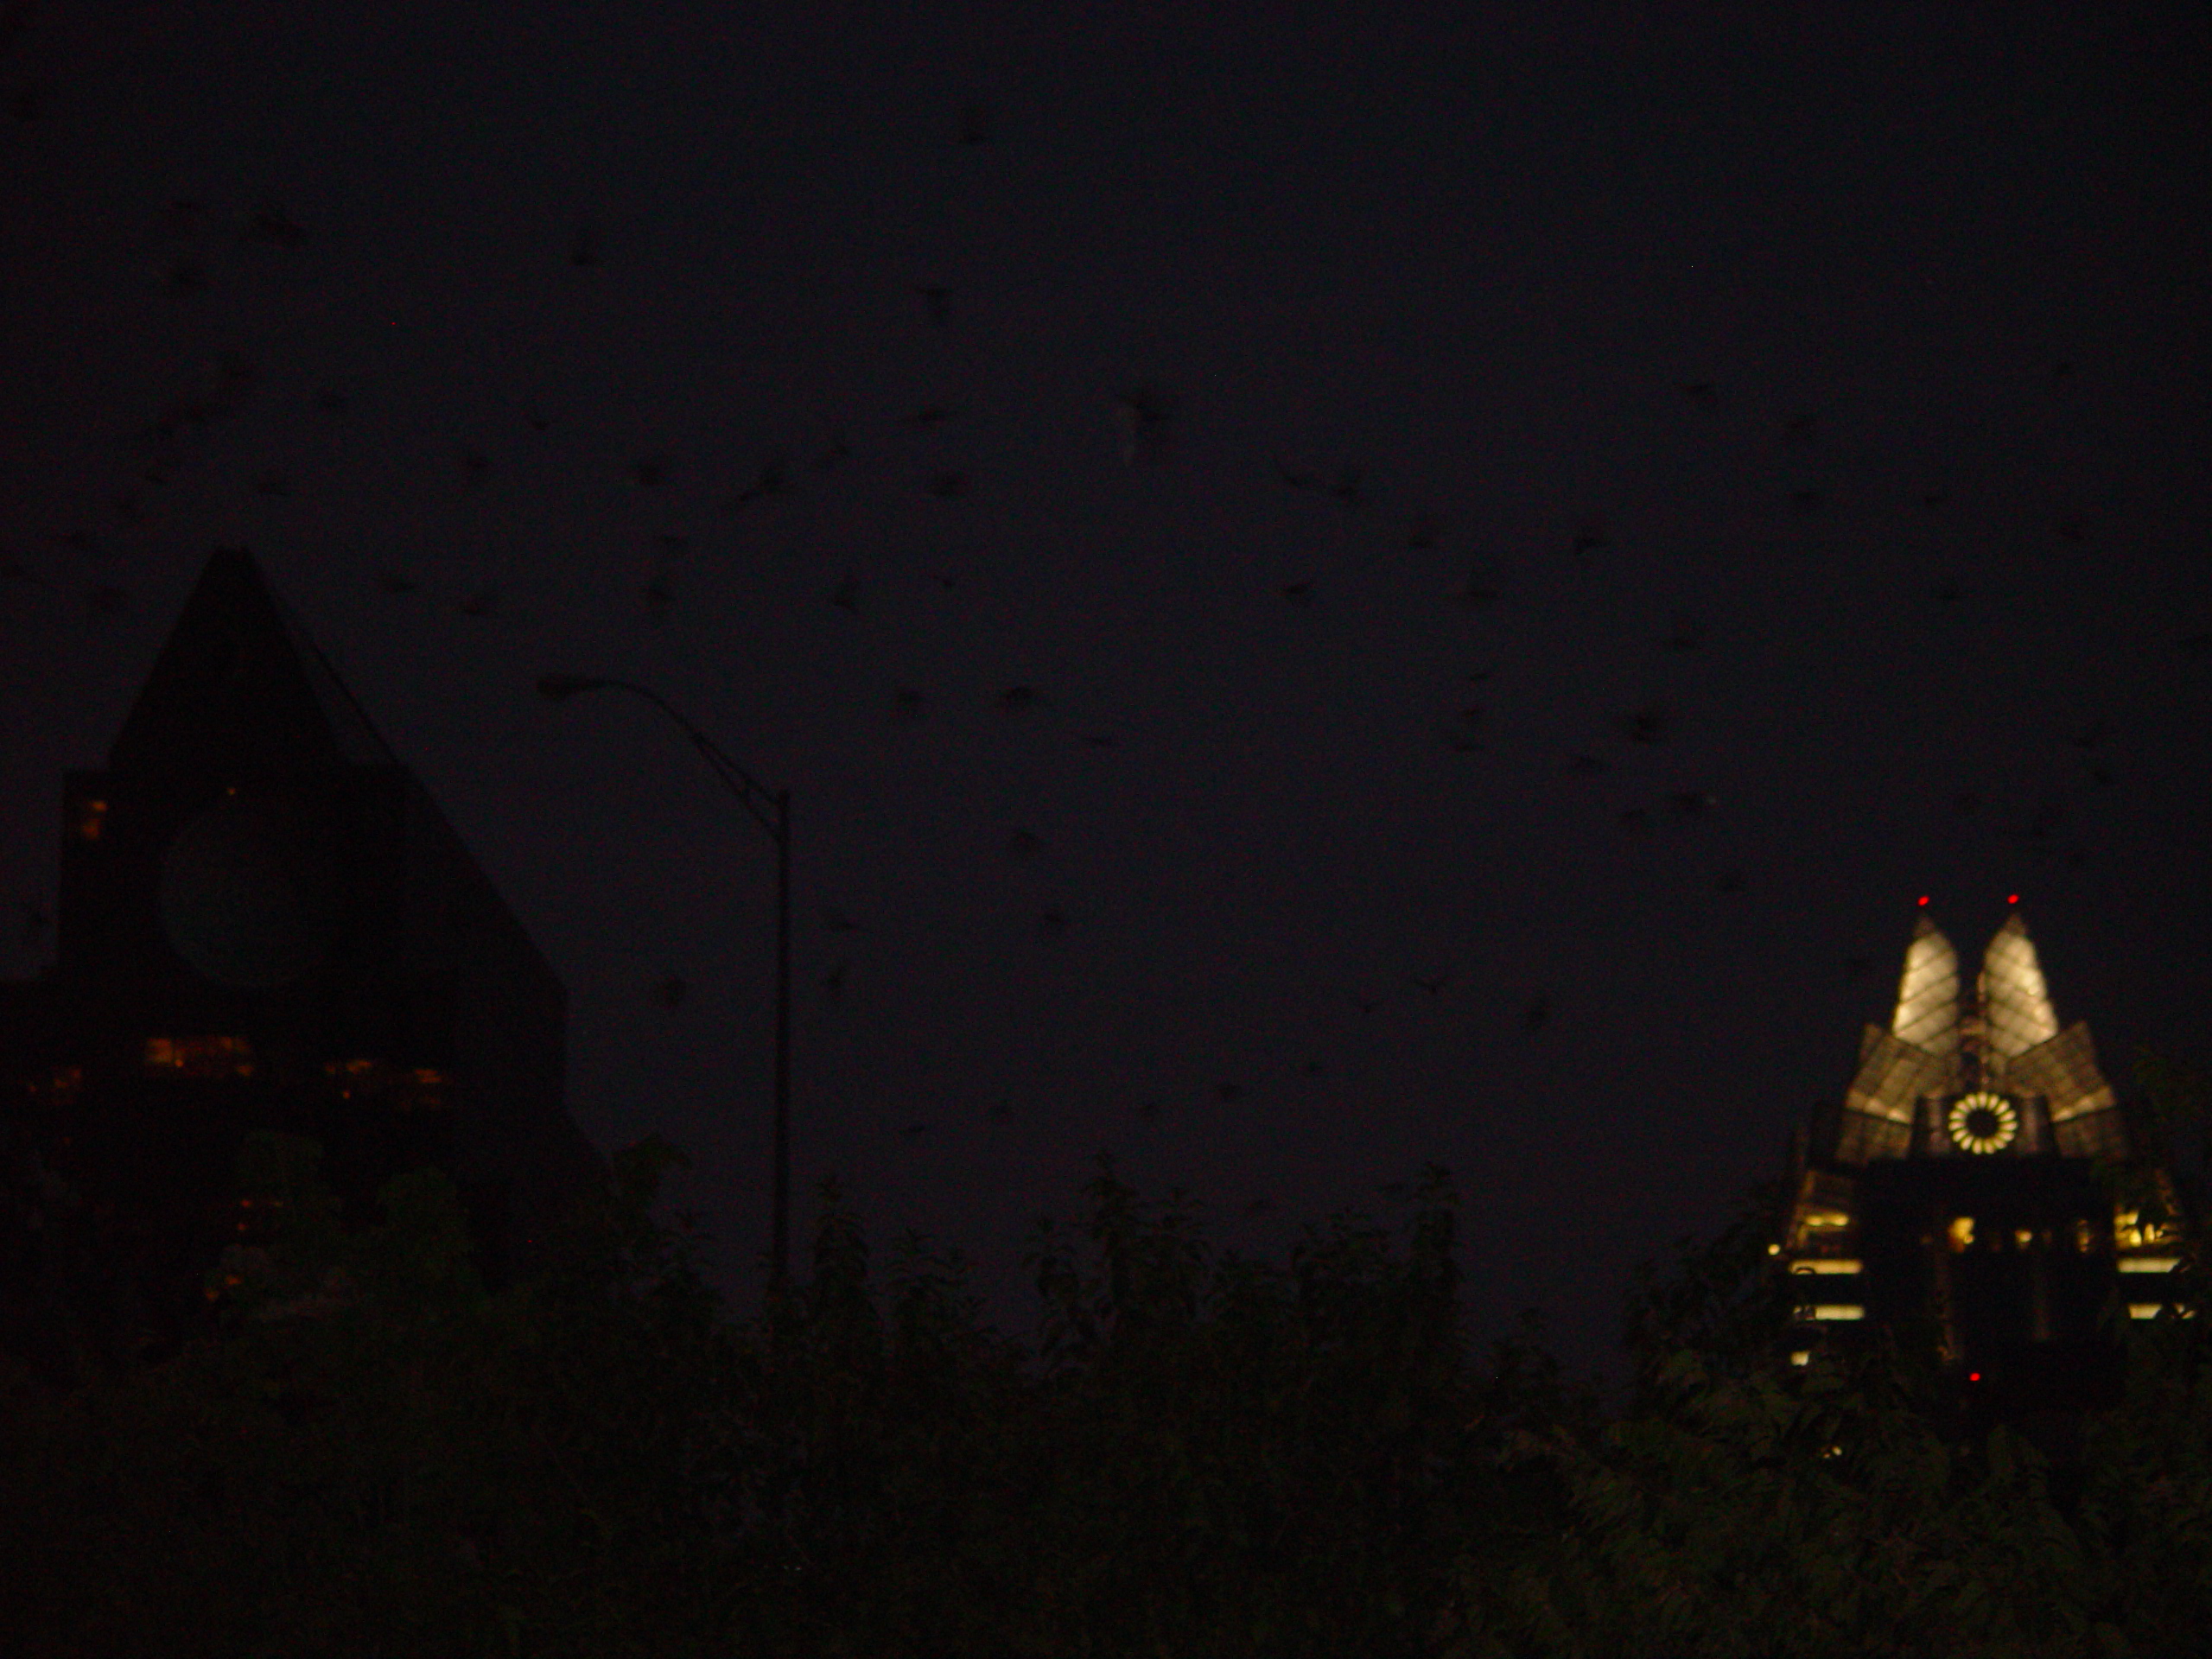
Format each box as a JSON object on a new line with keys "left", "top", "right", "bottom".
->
{"left": 537, "top": 673, "right": 793, "bottom": 1304}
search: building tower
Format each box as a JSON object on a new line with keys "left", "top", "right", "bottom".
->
{"left": 0, "top": 548, "right": 603, "bottom": 1374}
{"left": 1779, "top": 906, "right": 2185, "bottom": 1412}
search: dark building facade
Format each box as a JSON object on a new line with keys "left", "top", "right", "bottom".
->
{"left": 1778, "top": 907, "right": 2186, "bottom": 1414}
{"left": 1, "top": 547, "right": 603, "bottom": 1372}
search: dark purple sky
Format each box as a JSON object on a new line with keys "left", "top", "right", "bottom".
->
{"left": 3, "top": 3, "right": 2208, "bottom": 1378}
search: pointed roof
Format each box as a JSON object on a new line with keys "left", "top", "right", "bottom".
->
{"left": 1832, "top": 903, "right": 2127, "bottom": 1164}
{"left": 1891, "top": 915, "right": 1960, "bottom": 1053}
{"left": 108, "top": 547, "right": 397, "bottom": 777}
{"left": 1979, "top": 912, "right": 2060, "bottom": 1058}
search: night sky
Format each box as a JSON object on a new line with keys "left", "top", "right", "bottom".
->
{"left": 3, "top": 4, "right": 2208, "bottom": 1381}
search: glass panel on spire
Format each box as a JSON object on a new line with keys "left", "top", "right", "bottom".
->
{"left": 1891, "top": 917, "right": 1960, "bottom": 1053}
{"left": 1979, "top": 913, "right": 2060, "bottom": 1059}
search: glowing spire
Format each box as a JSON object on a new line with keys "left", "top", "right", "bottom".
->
{"left": 1891, "top": 915, "right": 1960, "bottom": 1054}
{"left": 1979, "top": 912, "right": 2059, "bottom": 1058}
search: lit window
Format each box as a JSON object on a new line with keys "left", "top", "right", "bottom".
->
{"left": 1789, "top": 1259, "right": 1862, "bottom": 1274}
{"left": 1789, "top": 1351, "right": 1812, "bottom": 1367}
{"left": 2075, "top": 1219, "right": 2096, "bottom": 1254}
{"left": 2119, "top": 1257, "right": 2182, "bottom": 1274}
{"left": 1948, "top": 1216, "right": 1975, "bottom": 1252}
{"left": 2115, "top": 1210, "right": 2176, "bottom": 1250}
{"left": 143, "top": 1035, "right": 257, "bottom": 1078}
{"left": 1799, "top": 1305, "right": 1865, "bottom": 1322}
{"left": 2014, "top": 1228, "right": 2035, "bottom": 1251}
{"left": 321, "top": 1059, "right": 451, "bottom": 1110}
{"left": 2129, "top": 1304, "right": 2167, "bottom": 1320}
{"left": 1796, "top": 1206, "right": 1853, "bottom": 1249}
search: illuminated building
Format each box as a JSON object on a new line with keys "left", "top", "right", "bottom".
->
{"left": 0, "top": 548, "right": 603, "bottom": 1372}
{"left": 1777, "top": 906, "right": 2188, "bottom": 1414}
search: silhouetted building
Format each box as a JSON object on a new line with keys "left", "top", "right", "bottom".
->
{"left": 1778, "top": 906, "right": 2186, "bottom": 1419}
{"left": 0, "top": 547, "right": 603, "bottom": 1374}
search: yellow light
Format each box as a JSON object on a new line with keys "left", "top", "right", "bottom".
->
{"left": 144, "top": 1034, "right": 256, "bottom": 1077}
{"left": 1803, "top": 1207, "right": 1851, "bottom": 1230}
{"left": 2129, "top": 1304, "right": 2167, "bottom": 1320}
{"left": 1789, "top": 1259, "right": 1862, "bottom": 1275}
{"left": 1802, "top": 1305, "right": 1865, "bottom": 1322}
{"left": 1789, "top": 1351, "right": 1812, "bottom": 1367}
{"left": 1948, "top": 1091, "right": 2018, "bottom": 1155}
{"left": 2115, "top": 1209, "right": 2174, "bottom": 1249}
{"left": 1948, "top": 1216, "right": 1975, "bottom": 1252}
{"left": 2014, "top": 1228, "right": 2035, "bottom": 1250}
{"left": 1767, "top": 1243, "right": 1782, "bottom": 1255}
{"left": 2119, "top": 1257, "right": 2182, "bottom": 1274}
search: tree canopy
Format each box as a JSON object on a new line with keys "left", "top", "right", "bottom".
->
{"left": 0, "top": 1106, "right": 2206, "bottom": 1656}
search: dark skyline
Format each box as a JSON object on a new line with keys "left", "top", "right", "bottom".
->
{"left": 3, "top": 4, "right": 2208, "bottom": 1377}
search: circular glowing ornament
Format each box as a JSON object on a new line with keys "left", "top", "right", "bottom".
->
{"left": 1948, "top": 1091, "right": 2018, "bottom": 1155}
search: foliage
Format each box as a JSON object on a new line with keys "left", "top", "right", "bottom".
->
{"left": 0, "top": 1131, "right": 746, "bottom": 1657}
{"left": 1620, "top": 1179, "right": 1796, "bottom": 1401}
{"left": 730, "top": 1154, "right": 1511, "bottom": 1656}
{"left": 1454, "top": 1343, "right": 2107, "bottom": 1657}
{"left": 4, "top": 1117, "right": 2212, "bottom": 1654}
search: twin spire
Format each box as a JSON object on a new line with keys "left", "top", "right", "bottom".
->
{"left": 1890, "top": 912, "right": 2060, "bottom": 1066}
{"left": 1835, "top": 906, "right": 2125, "bottom": 1163}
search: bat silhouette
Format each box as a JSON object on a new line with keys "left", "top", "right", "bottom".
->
{"left": 727, "top": 457, "right": 791, "bottom": 510}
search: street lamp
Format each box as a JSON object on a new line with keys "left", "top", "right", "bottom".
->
{"left": 537, "top": 673, "right": 794, "bottom": 1304}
